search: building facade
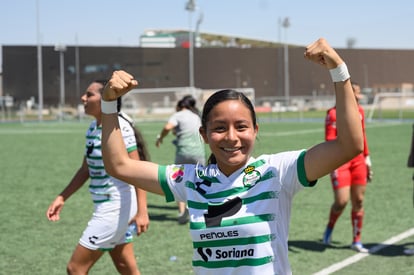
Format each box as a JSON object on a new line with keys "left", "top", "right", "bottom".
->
{"left": 2, "top": 44, "right": 414, "bottom": 110}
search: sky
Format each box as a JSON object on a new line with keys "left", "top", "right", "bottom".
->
{"left": 1, "top": 0, "right": 413, "bottom": 50}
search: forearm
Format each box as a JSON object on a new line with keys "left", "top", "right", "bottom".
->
{"left": 157, "top": 124, "right": 174, "bottom": 143}
{"left": 160, "top": 128, "right": 170, "bottom": 139}
{"left": 59, "top": 169, "right": 89, "bottom": 201}
{"left": 136, "top": 188, "right": 148, "bottom": 213}
{"left": 334, "top": 80, "right": 364, "bottom": 159}
{"left": 101, "top": 113, "right": 130, "bottom": 177}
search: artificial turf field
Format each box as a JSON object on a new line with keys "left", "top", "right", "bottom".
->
{"left": 1, "top": 114, "right": 414, "bottom": 274}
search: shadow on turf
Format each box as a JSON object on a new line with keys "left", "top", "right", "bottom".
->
{"left": 288, "top": 239, "right": 329, "bottom": 253}
{"left": 148, "top": 203, "right": 177, "bottom": 211}
{"left": 147, "top": 203, "right": 181, "bottom": 222}
{"left": 288, "top": 239, "right": 414, "bottom": 257}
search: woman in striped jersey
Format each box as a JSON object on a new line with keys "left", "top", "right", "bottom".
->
{"left": 46, "top": 80, "right": 150, "bottom": 275}
{"left": 100, "top": 38, "right": 364, "bottom": 275}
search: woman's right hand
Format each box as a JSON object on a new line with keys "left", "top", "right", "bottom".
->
{"left": 102, "top": 70, "right": 139, "bottom": 101}
{"left": 46, "top": 196, "right": 65, "bottom": 221}
{"left": 304, "top": 38, "right": 344, "bottom": 69}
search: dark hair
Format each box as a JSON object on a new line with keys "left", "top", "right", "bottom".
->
{"left": 177, "top": 95, "right": 199, "bottom": 115}
{"left": 94, "top": 79, "right": 150, "bottom": 161}
{"left": 94, "top": 79, "right": 108, "bottom": 94}
{"left": 201, "top": 89, "right": 256, "bottom": 164}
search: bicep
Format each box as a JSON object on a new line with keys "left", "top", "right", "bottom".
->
{"left": 118, "top": 158, "right": 164, "bottom": 195}
{"left": 304, "top": 140, "right": 349, "bottom": 182}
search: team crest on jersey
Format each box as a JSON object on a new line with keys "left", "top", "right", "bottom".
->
{"left": 242, "top": 165, "right": 261, "bottom": 187}
{"left": 171, "top": 165, "right": 185, "bottom": 183}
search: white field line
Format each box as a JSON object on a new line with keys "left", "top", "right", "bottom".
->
{"left": 313, "top": 227, "right": 414, "bottom": 275}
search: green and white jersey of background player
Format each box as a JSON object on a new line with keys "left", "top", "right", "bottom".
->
{"left": 80, "top": 115, "right": 138, "bottom": 250}
{"left": 159, "top": 150, "right": 316, "bottom": 275}
{"left": 85, "top": 115, "right": 137, "bottom": 204}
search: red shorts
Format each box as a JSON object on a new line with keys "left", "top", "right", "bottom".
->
{"left": 330, "top": 154, "right": 367, "bottom": 190}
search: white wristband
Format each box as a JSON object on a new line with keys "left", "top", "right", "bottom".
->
{"left": 329, "top": 63, "right": 350, "bottom": 82}
{"left": 101, "top": 99, "right": 117, "bottom": 114}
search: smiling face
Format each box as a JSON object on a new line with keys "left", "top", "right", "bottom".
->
{"left": 81, "top": 82, "right": 103, "bottom": 120}
{"left": 200, "top": 99, "right": 258, "bottom": 176}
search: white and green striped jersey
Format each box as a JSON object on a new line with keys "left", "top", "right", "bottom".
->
{"left": 85, "top": 116, "right": 137, "bottom": 204}
{"left": 159, "top": 150, "right": 315, "bottom": 275}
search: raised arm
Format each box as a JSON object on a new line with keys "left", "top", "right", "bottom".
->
{"left": 101, "top": 71, "right": 163, "bottom": 195}
{"left": 303, "top": 38, "right": 364, "bottom": 182}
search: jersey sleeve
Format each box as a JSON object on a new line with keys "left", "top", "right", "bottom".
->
{"left": 118, "top": 117, "right": 137, "bottom": 153}
{"left": 167, "top": 112, "right": 179, "bottom": 127}
{"left": 269, "top": 150, "right": 316, "bottom": 197}
{"left": 158, "top": 164, "right": 196, "bottom": 203}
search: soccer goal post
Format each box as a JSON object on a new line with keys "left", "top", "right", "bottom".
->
{"left": 367, "top": 92, "right": 414, "bottom": 122}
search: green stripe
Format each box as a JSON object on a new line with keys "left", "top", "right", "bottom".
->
{"left": 193, "top": 234, "right": 274, "bottom": 248}
{"left": 297, "top": 150, "right": 317, "bottom": 187}
{"left": 243, "top": 191, "right": 278, "bottom": 204}
{"left": 249, "top": 159, "right": 266, "bottom": 168}
{"left": 159, "top": 165, "right": 175, "bottom": 202}
{"left": 187, "top": 191, "right": 278, "bottom": 210}
{"left": 87, "top": 155, "right": 102, "bottom": 160}
{"left": 90, "top": 175, "right": 109, "bottom": 180}
{"left": 93, "top": 198, "right": 111, "bottom": 203}
{"left": 192, "top": 256, "right": 273, "bottom": 268}
{"left": 186, "top": 182, "right": 247, "bottom": 199}
{"left": 127, "top": 145, "right": 137, "bottom": 153}
{"left": 88, "top": 126, "right": 102, "bottom": 131}
{"left": 86, "top": 136, "right": 101, "bottom": 140}
{"left": 88, "top": 164, "right": 104, "bottom": 169}
{"left": 89, "top": 183, "right": 111, "bottom": 189}
{"left": 258, "top": 171, "right": 274, "bottom": 182}
{"left": 190, "top": 214, "right": 275, "bottom": 230}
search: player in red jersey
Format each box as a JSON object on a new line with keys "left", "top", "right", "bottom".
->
{"left": 322, "top": 82, "right": 373, "bottom": 253}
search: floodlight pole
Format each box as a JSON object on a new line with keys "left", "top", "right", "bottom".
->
{"left": 55, "top": 44, "right": 66, "bottom": 121}
{"left": 36, "top": 0, "right": 44, "bottom": 121}
{"left": 185, "top": 0, "right": 196, "bottom": 88}
{"left": 75, "top": 34, "right": 81, "bottom": 102}
{"left": 282, "top": 17, "right": 290, "bottom": 106}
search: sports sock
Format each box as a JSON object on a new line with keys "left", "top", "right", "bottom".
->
{"left": 327, "top": 208, "right": 342, "bottom": 229}
{"left": 351, "top": 210, "right": 364, "bottom": 243}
